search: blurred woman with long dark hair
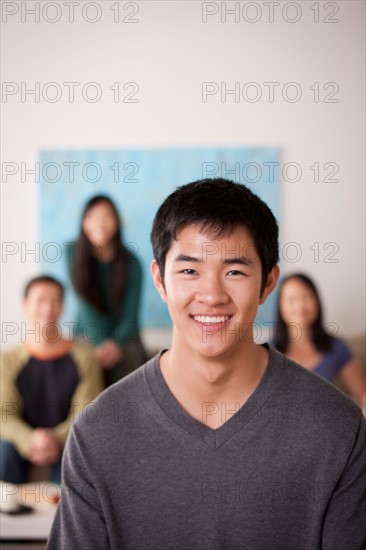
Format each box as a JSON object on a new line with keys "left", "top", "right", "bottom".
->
{"left": 65, "top": 195, "right": 147, "bottom": 387}
{"left": 273, "top": 273, "right": 365, "bottom": 409}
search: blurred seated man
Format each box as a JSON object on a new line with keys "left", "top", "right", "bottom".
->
{"left": 0, "top": 275, "right": 103, "bottom": 484}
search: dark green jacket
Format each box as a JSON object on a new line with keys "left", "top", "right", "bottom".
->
{"left": 64, "top": 242, "right": 143, "bottom": 347}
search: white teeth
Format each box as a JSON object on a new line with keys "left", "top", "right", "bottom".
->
{"left": 193, "top": 315, "right": 230, "bottom": 324}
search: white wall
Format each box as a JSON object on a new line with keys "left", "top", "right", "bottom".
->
{"left": 1, "top": 1, "right": 365, "bottom": 348}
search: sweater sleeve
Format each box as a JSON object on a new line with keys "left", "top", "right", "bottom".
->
{"left": 52, "top": 343, "right": 103, "bottom": 448}
{"left": 46, "top": 423, "right": 110, "bottom": 550}
{"left": 321, "top": 413, "right": 366, "bottom": 549}
{"left": 0, "top": 350, "right": 34, "bottom": 457}
{"left": 111, "top": 253, "right": 143, "bottom": 346}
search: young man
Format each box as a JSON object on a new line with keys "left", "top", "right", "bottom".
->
{"left": 47, "top": 179, "right": 366, "bottom": 549}
{"left": 0, "top": 276, "right": 103, "bottom": 483}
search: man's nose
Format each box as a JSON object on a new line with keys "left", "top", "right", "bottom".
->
{"left": 195, "top": 275, "right": 229, "bottom": 306}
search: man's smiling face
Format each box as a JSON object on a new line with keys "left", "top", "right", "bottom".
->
{"left": 152, "top": 223, "right": 278, "bottom": 359}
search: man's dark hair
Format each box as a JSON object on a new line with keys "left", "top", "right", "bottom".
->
{"left": 24, "top": 275, "right": 64, "bottom": 301}
{"left": 151, "top": 178, "right": 279, "bottom": 296}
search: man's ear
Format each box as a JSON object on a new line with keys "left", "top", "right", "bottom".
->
{"left": 151, "top": 260, "right": 167, "bottom": 304}
{"left": 259, "top": 264, "right": 280, "bottom": 305}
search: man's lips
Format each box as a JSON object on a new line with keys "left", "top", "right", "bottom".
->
{"left": 190, "top": 314, "right": 233, "bottom": 334}
{"left": 191, "top": 315, "right": 232, "bottom": 324}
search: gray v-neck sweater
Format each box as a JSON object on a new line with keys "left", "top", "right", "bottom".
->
{"left": 47, "top": 346, "right": 366, "bottom": 550}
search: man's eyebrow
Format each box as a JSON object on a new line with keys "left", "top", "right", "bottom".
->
{"left": 173, "top": 254, "right": 255, "bottom": 267}
{"left": 173, "top": 254, "right": 200, "bottom": 263}
{"left": 222, "top": 256, "right": 255, "bottom": 267}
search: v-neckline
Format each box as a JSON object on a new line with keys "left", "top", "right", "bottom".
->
{"left": 145, "top": 345, "right": 283, "bottom": 450}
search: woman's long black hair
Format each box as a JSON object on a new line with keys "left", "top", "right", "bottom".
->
{"left": 274, "top": 273, "right": 333, "bottom": 353}
{"left": 71, "top": 195, "right": 129, "bottom": 315}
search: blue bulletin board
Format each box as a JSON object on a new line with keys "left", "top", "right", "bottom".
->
{"left": 39, "top": 148, "right": 280, "bottom": 329}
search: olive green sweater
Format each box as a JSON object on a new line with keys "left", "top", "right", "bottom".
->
{"left": 0, "top": 341, "right": 103, "bottom": 457}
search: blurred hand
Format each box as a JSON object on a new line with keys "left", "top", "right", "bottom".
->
{"left": 94, "top": 340, "right": 124, "bottom": 369}
{"left": 28, "top": 429, "right": 61, "bottom": 466}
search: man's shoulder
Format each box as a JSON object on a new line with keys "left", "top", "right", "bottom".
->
{"left": 72, "top": 354, "right": 157, "bottom": 433}
{"left": 272, "top": 346, "right": 357, "bottom": 403}
{"left": 99, "top": 359, "right": 151, "bottom": 402}
{"left": 271, "top": 347, "right": 363, "bottom": 428}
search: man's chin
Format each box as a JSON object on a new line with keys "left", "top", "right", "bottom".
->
{"left": 190, "top": 340, "right": 235, "bottom": 360}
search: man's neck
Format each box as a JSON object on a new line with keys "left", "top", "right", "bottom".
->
{"left": 159, "top": 341, "right": 269, "bottom": 429}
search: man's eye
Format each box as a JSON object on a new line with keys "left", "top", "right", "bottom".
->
{"left": 181, "top": 269, "right": 197, "bottom": 275}
{"left": 227, "top": 270, "right": 246, "bottom": 276}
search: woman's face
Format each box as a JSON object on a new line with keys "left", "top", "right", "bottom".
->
{"left": 279, "top": 278, "right": 319, "bottom": 328}
{"left": 82, "top": 201, "right": 118, "bottom": 247}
